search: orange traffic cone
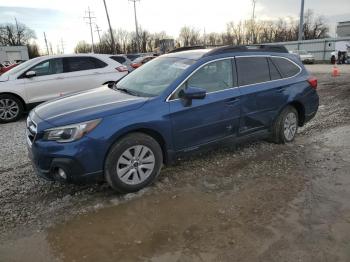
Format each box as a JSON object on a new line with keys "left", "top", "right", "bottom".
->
{"left": 332, "top": 66, "right": 340, "bottom": 77}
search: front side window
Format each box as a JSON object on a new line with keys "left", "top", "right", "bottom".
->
{"left": 271, "top": 57, "right": 300, "bottom": 78}
{"left": 64, "top": 57, "right": 107, "bottom": 72}
{"left": 116, "top": 57, "right": 195, "bottom": 97}
{"left": 25, "top": 58, "right": 63, "bottom": 77}
{"left": 236, "top": 57, "right": 270, "bottom": 86}
{"left": 171, "top": 59, "right": 234, "bottom": 99}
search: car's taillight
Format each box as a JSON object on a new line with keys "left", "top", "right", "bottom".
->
{"left": 307, "top": 76, "right": 317, "bottom": 89}
{"left": 116, "top": 65, "right": 128, "bottom": 72}
{"left": 131, "top": 63, "right": 140, "bottom": 69}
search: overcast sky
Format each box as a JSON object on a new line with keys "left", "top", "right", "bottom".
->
{"left": 0, "top": 0, "right": 349, "bottom": 53}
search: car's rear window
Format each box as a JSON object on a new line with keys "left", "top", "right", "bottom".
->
{"left": 271, "top": 57, "right": 300, "bottom": 78}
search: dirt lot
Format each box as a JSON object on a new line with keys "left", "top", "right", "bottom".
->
{"left": 0, "top": 64, "right": 349, "bottom": 262}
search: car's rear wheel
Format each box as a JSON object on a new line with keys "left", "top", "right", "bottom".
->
{"left": 0, "top": 94, "right": 24, "bottom": 123}
{"left": 105, "top": 133, "right": 163, "bottom": 193}
{"left": 271, "top": 106, "right": 299, "bottom": 144}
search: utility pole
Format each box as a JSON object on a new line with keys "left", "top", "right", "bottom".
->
{"left": 129, "top": 0, "right": 140, "bottom": 52}
{"left": 102, "top": 0, "right": 116, "bottom": 54}
{"left": 14, "top": 17, "right": 20, "bottom": 45}
{"left": 43, "top": 32, "right": 49, "bottom": 55}
{"left": 60, "top": 38, "right": 65, "bottom": 54}
{"left": 95, "top": 24, "right": 102, "bottom": 42}
{"left": 84, "top": 7, "right": 96, "bottom": 53}
{"left": 49, "top": 42, "right": 53, "bottom": 55}
{"left": 298, "top": 0, "right": 305, "bottom": 41}
{"left": 252, "top": 0, "right": 257, "bottom": 20}
{"left": 251, "top": 0, "right": 257, "bottom": 44}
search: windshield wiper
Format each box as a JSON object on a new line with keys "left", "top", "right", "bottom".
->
{"left": 115, "top": 87, "right": 139, "bottom": 97}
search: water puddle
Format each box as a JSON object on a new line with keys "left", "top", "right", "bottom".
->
{"left": 1, "top": 125, "right": 350, "bottom": 262}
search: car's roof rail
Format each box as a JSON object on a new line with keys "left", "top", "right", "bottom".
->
{"left": 203, "top": 44, "right": 289, "bottom": 57}
{"left": 168, "top": 45, "right": 206, "bottom": 53}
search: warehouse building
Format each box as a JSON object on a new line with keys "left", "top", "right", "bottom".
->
{"left": 337, "top": 21, "right": 350, "bottom": 37}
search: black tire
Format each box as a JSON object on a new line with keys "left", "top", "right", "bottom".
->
{"left": 271, "top": 106, "right": 299, "bottom": 144}
{"left": 0, "top": 94, "right": 24, "bottom": 123}
{"left": 105, "top": 132, "right": 163, "bottom": 193}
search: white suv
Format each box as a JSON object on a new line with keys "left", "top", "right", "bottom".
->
{"left": 0, "top": 54, "right": 128, "bottom": 123}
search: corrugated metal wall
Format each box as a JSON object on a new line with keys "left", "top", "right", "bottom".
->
{"left": 265, "top": 37, "right": 350, "bottom": 61}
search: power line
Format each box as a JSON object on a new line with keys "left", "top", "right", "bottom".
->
{"left": 129, "top": 0, "right": 140, "bottom": 52}
{"left": 84, "top": 7, "right": 96, "bottom": 53}
{"left": 102, "top": 0, "right": 116, "bottom": 54}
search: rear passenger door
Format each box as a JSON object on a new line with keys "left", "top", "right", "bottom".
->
{"left": 236, "top": 56, "right": 301, "bottom": 135}
{"left": 169, "top": 59, "right": 241, "bottom": 151}
{"left": 60, "top": 56, "right": 108, "bottom": 95}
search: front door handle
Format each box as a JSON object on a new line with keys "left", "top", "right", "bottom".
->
{"left": 225, "top": 97, "right": 240, "bottom": 105}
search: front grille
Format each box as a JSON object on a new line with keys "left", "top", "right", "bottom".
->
{"left": 26, "top": 116, "right": 37, "bottom": 145}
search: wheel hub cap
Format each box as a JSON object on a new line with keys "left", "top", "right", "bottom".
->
{"left": 284, "top": 112, "right": 297, "bottom": 141}
{"left": 116, "top": 145, "right": 155, "bottom": 185}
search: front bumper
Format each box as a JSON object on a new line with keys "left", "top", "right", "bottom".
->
{"left": 28, "top": 149, "right": 103, "bottom": 184}
{"left": 27, "top": 135, "right": 104, "bottom": 184}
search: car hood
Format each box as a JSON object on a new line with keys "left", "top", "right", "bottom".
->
{"left": 0, "top": 75, "right": 9, "bottom": 82}
{"left": 34, "top": 86, "right": 149, "bottom": 127}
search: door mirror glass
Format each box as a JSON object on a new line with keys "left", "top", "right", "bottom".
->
{"left": 25, "top": 71, "right": 36, "bottom": 78}
{"left": 179, "top": 86, "right": 206, "bottom": 107}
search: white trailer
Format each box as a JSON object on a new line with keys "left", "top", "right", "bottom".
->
{"left": 0, "top": 46, "right": 29, "bottom": 64}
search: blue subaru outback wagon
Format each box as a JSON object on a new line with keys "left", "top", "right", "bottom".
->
{"left": 26, "top": 45, "right": 319, "bottom": 193}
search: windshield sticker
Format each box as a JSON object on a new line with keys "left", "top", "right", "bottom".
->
{"left": 171, "top": 62, "right": 190, "bottom": 70}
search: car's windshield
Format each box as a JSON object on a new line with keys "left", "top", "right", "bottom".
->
{"left": 1, "top": 57, "right": 42, "bottom": 77}
{"left": 115, "top": 57, "right": 196, "bottom": 97}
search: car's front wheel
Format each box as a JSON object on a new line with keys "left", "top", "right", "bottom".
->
{"left": 0, "top": 94, "right": 24, "bottom": 123}
{"left": 271, "top": 106, "right": 299, "bottom": 144}
{"left": 105, "top": 133, "right": 163, "bottom": 193}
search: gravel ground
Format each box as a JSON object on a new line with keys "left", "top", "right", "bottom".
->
{"left": 0, "top": 64, "right": 350, "bottom": 261}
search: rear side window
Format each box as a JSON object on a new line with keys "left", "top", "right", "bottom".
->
{"left": 110, "top": 56, "right": 126, "bottom": 64}
{"left": 64, "top": 57, "right": 107, "bottom": 72}
{"left": 236, "top": 57, "right": 270, "bottom": 86}
{"left": 271, "top": 57, "right": 300, "bottom": 78}
{"left": 268, "top": 58, "right": 282, "bottom": 80}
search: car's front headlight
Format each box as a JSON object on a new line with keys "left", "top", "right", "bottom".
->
{"left": 43, "top": 119, "right": 101, "bottom": 143}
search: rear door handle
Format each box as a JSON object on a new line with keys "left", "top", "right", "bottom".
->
{"left": 276, "top": 87, "right": 287, "bottom": 93}
{"left": 55, "top": 76, "right": 64, "bottom": 80}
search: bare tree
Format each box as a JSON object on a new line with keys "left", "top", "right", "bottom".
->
{"left": 0, "top": 22, "right": 36, "bottom": 46}
{"left": 74, "top": 41, "right": 92, "bottom": 53}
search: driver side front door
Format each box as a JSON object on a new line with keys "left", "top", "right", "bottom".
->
{"left": 168, "top": 58, "right": 241, "bottom": 151}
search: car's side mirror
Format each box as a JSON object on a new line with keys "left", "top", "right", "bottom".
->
{"left": 25, "top": 71, "right": 36, "bottom": 78}
{"left": 178, "top": 86, "right": 206, "bottom": 107}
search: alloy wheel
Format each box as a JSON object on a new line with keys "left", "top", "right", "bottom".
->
{"left": 0, "top": 98, "right": 19, "bottom": 121}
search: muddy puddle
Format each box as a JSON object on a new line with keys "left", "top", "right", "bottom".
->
{"left": 1, "top": 125, "right": 350, "bottom": 262}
